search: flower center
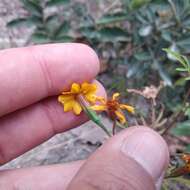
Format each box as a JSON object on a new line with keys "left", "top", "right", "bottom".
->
{"left": 107, "top": 100, "right": 119, "bottom": 112}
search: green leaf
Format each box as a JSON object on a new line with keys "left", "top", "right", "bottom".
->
{"left": 54, "top": 35, "right": 74, "bottom": 42}
{"left": 172, "top": 120, "right": 190, "bottom": 136}
{"left": 97, "top": 27, "right": 129, "bottom": 42}
{"left": 31, "top": 32, "right": 50, "bottom": 43}
{"left": 80, "top": 27, "right": 98, "bottom": 39}
{"left": 46, "top": 0, "right": 70, "bottom": 6}
{"left": 7, "top": 16, "right": 42, "bottom": 27}
{"left": 21, "top": 0, "right": 42, "bottom": 16}
{"left": 53, "top": 21, "right": 70, "bottom": 37}
{"left": 176, "top": 67, "right": 188, "bottom": 72}
{"left": 154, "top": 60, "right": 172, "bottom": 86}
{"left": 96, "top": 13, "right": 128, "bottom": 25}
{"left": 161, "top": 31, "right": 172, "bottom": 42}
{"left": 130, "top": 0, "right": 152, "bottom": 9}
{"left": 177, "top": 38, "right": 190, "bottom": 53}
{"left": 163, "top": 48, "right": 189, "bottom": 68}
{"left": 45, "top": 14, "right": 58, "bottom": 23}
{"left": 174, "top": 77, "right": 187, "bottom": 86}
{"left": 7, "top": 18, "right": 28, "bottom": 27}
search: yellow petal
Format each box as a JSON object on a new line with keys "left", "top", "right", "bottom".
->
{"left": 90, "top": 105, "right": 107, "bottom": 111}
{"left": 115, "top": 110, "right": 126, "bottom": 124}
{"left": 58, "top": 95, "right": 74, "bottom": 103}
{"left": 94, "top": 95, "right": 106, "bottom": 104}
{"left": 73, "top": 101, "right": 82, "bottom": 115}
{"left": 85, "top": 93, "right": 96, "bottom": 103}
{"left": 71, "top": 83, "right": 81, "bottom": 93}
{"left": 81, "top": 82, "right": 97, "bottom": 94}
{"left": 64, "top": 100, "right": 75, "bottom": 112}
{"left": 61, "top": 91, "right": 74, "bottom": 95}
{"left": 112, "top": 93, "right": 120, "bottom": 100}
{"left": 120, "top": 104, "right": 135, "bottom": 114}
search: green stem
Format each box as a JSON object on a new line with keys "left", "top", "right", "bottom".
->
{"left": 84, "top": 107, "right": 112, "bottom": 137}
{"left": 77, "top": 95, "right": 111, "bottom": 137}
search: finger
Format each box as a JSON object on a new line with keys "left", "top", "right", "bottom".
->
{"left": 67, "top": 127, "right": 169, "bottom": 190}
{"left": 0, "top": 160, "right": 84, "bottom": 190}
{"left": 0, "top": 43, "right": 99, "bottom": 117}
{"left": 0, "top": 81, "right": 106, "bottom": 164}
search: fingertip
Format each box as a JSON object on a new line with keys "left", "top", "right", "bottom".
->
{"left": 115, "top": 126, "right": 169, "bottom": 181}
{"left": 26, "top": 43, "right": 100, "bottom": 94}
{"left": 68, "top": 126, "right": 168, "bottom": 190}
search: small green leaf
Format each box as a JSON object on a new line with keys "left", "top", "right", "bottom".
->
{"left": 161, "top": 31, "right": 172, "bottom": 42}
{"left": 130, "top": 0, "right": 152, "bottom": 9}
{"left": 96, "top": 13, "right": 128, "bottom": 25}
{"left": 154, "top": 60, "right": 172, "bottom": 86}
{"left": 7, "top": 18, "right": 28, "bottom": 27}
{"left": 45, "top": 14, "right": 58, "bottom": 24}
{"left": 97, "top": 27, "right": 129, "bottom": 42}
{"left": 53, "top": 21, "right": 70, "bottom": 37}
{"left": 54, "top": 35, "right": 74, "bottom": 42}
{"left": 21, "top": 0, "right": 42, "bottom": 16}
{"left": 176, "top": 67, "right": 188, "bottom": 72}
{"left": 163, "top": 48, "right": 189, "bottom": 68}
{"left": 177, "top": 38, "right": 190, "bottom": 53}
{"left": 46, "top": 0, "right": 70, "bottom": 6}
{"left": 31, "top": 32, "right": 50, "bottom": 43}
{"left": 174, "top": 77, "right": 187, "bottom": 86}
{"left": 172, "top": 120, "right": 190, "bottom": 136}
{"left": 7, "top": 16, "right": 42, "bottom": 27}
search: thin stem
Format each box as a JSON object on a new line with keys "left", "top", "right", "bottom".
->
{"left": 112, "top": 120, "right": 117, "bottom": 135}
{"left": 78, "top": 95, "right": 112, "bottom": 137}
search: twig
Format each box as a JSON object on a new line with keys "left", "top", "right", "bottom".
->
{"left": 112, "top": 120, "right": 117, "bottom": 135}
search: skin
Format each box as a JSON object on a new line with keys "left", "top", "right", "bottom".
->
{"left": 0, "top": 43, "right": 169, "bottom": 190}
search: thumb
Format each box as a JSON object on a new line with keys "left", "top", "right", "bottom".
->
{"left": 67, "top": 126, "right": 169, "bottom": 190}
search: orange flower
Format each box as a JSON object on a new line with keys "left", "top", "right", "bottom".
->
{"left": 58, "top": 82, "right": 97, "bottom": 115}
{"left": 91, "top": 93, "right": 135, "bottom": 124}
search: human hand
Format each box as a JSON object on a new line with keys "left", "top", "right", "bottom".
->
{"left": 0, "top": 43, "right": 169, "bottom": 190}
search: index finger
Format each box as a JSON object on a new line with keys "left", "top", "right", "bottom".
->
{"left": 0, "top": 43, "right": 99, "bottom": 116}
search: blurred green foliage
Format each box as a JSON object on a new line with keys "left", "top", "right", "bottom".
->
{"left": 7, "top": 0, "right": 190, "bottom": 137}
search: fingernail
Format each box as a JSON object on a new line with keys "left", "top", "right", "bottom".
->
{"left": 121, "top": 128, "right": 169, "bottom": 182}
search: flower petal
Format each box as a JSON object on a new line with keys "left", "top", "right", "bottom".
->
{"left": 85, "top": 93, "right": 97, "bottom": 103}
{"left": 81, "top": 82, "right": 97, "bottom": 94}
{"left": 115, "top": 110, "right": 126, "bottom": 124}
{"left": 112, "top": 93, "right": 120, "bottom": 100}
{"left": 64, "top": 100, "right": 75, "bottom": 112}
{"left": 120, "top": 104, "right": 135, "bottom": 114}
{"left": 61, "top": 91, "right": 74, "bottom": 95}
{"left": 71, "top": 83, "right": 81, "bottom": 93}
{"left": 90, "top": 105, "right": 107, "bottom": 111}
{"left": 58, "top": 95, "right": 74, "bottom": 103}
{"left": 94, "top": 95, "right": 106, "bottom": 104}
{"left": 73, "top": 101, "right": 82, "bottom": 115}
